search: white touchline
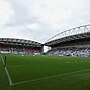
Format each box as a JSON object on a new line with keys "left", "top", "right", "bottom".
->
{"left": 13, "top": 68, "right": 90, "bottom": 86}
{"left": 5, "top": 67, "right": 14, "bottom": 86}
{"left": 1, "top": 56, "right": 4, "bottom": 65}
{"left": 1, "top": 56, "right": 13, "bottom": 86}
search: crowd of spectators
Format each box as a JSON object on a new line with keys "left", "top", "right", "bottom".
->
{"left": 47, "top": 48, "right": 90, "bottom": 57}
{"left": 0, "top": 45, "right": 40, "bottom": 54}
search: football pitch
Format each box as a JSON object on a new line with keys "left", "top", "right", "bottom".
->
{"left": 0, "top": 54, "right": 90, "bottom": 90}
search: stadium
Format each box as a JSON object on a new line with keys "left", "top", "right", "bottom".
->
{"left": 45, "top": 24, "right": 90, "bottom": 57}
{"left": 0, "top": 24, "right": 90, "bottom": 90}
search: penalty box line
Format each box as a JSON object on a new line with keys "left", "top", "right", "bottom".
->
{"left": 1, "top": 55, "right": 14, "bottom": 86}
{"left": 13, "top": 68, "right": 90, "bottom": 86}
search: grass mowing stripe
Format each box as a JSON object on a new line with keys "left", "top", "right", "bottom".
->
{"left": 7, "top": 65, "right": 32, "bottom": 68}
{"left": 13, "top": 68, "right": 90, "bottom": 86}
{"left": 1, "top": 55, "right": 13, "bottom": 86}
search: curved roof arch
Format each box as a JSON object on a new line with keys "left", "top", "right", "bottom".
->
{"left": 45, "top": 24, "right": 90, "bottom": 43}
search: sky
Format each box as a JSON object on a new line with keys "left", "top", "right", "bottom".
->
{"left": 0, "top": 0, "right": 90, "bottom": 44}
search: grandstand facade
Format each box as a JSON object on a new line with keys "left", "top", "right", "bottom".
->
{"left": 0, "top": 38, "right": 43, "bottom": 54}
{"left": 45, "top": 25, "right": 90, "bottom": 57}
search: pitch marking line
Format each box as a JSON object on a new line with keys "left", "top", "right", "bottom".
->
{"left": 13, "top": 68, "right": 90, "bottom": 86}
{"left": 1, "top": 56, "right": 4, "bottom": 65}
{"left": 1, "top": 56, "right": 14, "bottom": 86}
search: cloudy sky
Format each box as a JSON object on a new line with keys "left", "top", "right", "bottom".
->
{"left": 0, "top": 0, "right": 90, "bottom": 43}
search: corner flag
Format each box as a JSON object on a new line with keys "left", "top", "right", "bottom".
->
{"left": 4, "top": 56, "right": 7, "bottom": 67}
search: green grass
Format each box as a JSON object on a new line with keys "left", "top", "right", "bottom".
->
{"left": 0, "top": 54, "right": 90, "bottom": 90}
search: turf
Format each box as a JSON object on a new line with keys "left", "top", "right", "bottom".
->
{"left": 0, "top": 54, "right": 90, "bottom": 90}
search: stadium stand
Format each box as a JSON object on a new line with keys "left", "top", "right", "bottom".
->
{"left": 0, "top": 24, "right": 90, "bottom": 57}
{"left": 47, "top": 48, "right": 90, "bottom": 57}
{"left": 45, "top": 25, "right": 90, "bottom": 57}
{"left": 0, "top": 38, "right": 44, "bottom": 54}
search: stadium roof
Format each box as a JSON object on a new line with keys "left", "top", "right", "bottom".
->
{"left": 45, "top": 24, "right": 90, "bottom": 46}
{"left": 45, "top": 32, "right": 90, "bottom": 46}
{"left": 0, "top": 38, "right": 43, "bottom": 47}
